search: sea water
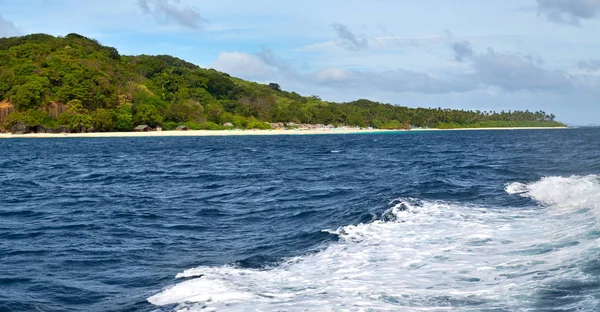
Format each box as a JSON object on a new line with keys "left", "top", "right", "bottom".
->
{"left": 1, "top": 128, "right": 599, "bottom": 311}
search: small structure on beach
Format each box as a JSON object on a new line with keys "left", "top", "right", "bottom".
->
{"left": 134, "top": 125, "right": 152, "bottom": 132}
{"left": 176, "top": 125, "right": 189, "bottom": 131}
{"left": 223, "top": 122, "right": 233, "bottom": 127}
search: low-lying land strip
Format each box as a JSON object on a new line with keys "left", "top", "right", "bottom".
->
{"left": 0, "top": 126, "right": 568, "bottom": 139}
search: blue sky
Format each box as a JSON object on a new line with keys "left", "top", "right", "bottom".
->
{"left": 1, "top": 0, "right": 599, "bottom": 124}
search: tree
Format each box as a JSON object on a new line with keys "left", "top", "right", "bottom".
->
{"left": 219, "top": 112, "right": 233, "bottom": 124}
{"left": 205, "top": 102, "right": 224, "bottom": 123}
{"left": 11, "top": 76, "right": 49, "bottom": 110}
{"left": 205, "top": 70, "right": 235, "bottom": 98}
{"left": 268, "top": 82, "right": 281, "bottom": 91}
{"left": 2, "top": 110, "right": 55, "bottom": 130}
{"left": 91, "top": 108, "right": 114, "bottom": 131}
{"left": 112, "top": 106, "right": 133, "bottom": 131}
{"left": 231, "top": 115, "right": 246, "bottom": 128}
{"left": 246, "top": 117, "right": 271, "bottom": 129}
{"left": 2, "top": 112, "right": 29, "bottom": 129}
{"left": 58, "top": 100, "right": 92, "bottom": 132}
{"left": 0, "top": 69, "right": 15, "bottom": 100}
{"left": 132, "top": 103, "right": 163, "bottom": 127}
{"left": 25, "top": 109, "right": 50, "bottom": 127}
{"left": 165, "top": 99, "right": 204, "bottom": 122}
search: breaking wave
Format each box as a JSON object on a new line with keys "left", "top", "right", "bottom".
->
{"left": 149, "top": 175, "right": 600, "bottom": 311}
{"left": 506, "top": 174, "right": 600, "bottom": 212}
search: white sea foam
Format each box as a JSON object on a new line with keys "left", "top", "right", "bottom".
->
{"left": 506, "top": 174, "right": 600, "bottom": 212}
{"left": 149, "top": 175, "right": 600, "bottom": 311}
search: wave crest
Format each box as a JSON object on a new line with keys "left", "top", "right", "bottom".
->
{"left": 506, "top": 175, "right": 600, "bottom": 211}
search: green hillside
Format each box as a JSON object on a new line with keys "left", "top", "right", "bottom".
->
{"left": 0, "top": 33, "right": 565, "bottom": 132}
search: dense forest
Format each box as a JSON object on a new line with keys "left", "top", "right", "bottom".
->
{"left": 0, "top": 33, "right": 565, "bottom": 133}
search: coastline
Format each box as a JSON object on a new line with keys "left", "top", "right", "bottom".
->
{"left": 0, "top": 127, "right": 568, "bottom": 139}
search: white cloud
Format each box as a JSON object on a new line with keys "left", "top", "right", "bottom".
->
{"left": 578, "top": 59, "right": 600, "bottom": 70}
{"left": 210, "top": 47, "right": 479, "bottom": 94}
{"left": 209, "top": 51, "right": 276, "bottom": 81}
{"left": 0, "top": 15, "right": 21, "bottom": 38}
{"left": 299, "top": 35, "right": 433, "bottom": 54}
{"left": 331, "top": 23, "right": 368, "bottom": 51}
{"left": 536, "top": 0, "right": 600, "bottom": 26}
{"left": 314, "top": 68, "right": 356, "bottom": 83}
{"left": 138, "top": 0, "right": 207, "bottom": 29}
{"left": 474, "top": 49, "right": 573, "bottom": 91}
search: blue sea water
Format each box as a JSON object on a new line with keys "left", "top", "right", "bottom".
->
{"left": 1, "top": 128, "right": 600, "bottom": 311}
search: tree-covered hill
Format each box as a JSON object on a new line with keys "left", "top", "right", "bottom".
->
{"left": 0, "top": 33, "right": 565, "bottom": 133}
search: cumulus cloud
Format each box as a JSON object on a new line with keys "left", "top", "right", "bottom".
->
{"left": 443, "top": 31, "right": 475, "bottom": 62}
{"left": 209, "top": 51, "right": 275, "bottom": 81}
{"left": 209, "top": 47, "right": 305, "bottom": 83}
{"left": 321, "top": 68, "right": 477, "bottom": 94}
{"left": 474, "top": 49, "right": 572, "bottom": 91}
{"left": 211, "top": 47, "right": 477, "bottom": 94}
{"left": 313, "top": 48, "right": 580, "bottom": 94}
{"left": 210, "top": 40, "right": 593, "bottom": 98}
{"left": 573, "top": 59, "right": 600, "bottom": 77}
{"left": 441, "top": 31, "right": 572, "bottom": 91}
{"left": 536, "top": 0, "right": 600, "bottom": 26}
{"left": 138, "top": 0, "right": 206, "bottom": 29}
{"left": 259, "top": 47, "right": 477, "bottom": 93}
{"left": 450, "top": 41, "right": 475, "bottom": 62}
{"left": 255, "top": 47, "right": 294, "bottom": 72}
{"left": 578, "top": 59, "right": 600, "bottom": 70}
{"left": 331, "top": 23, "right": 369, "bottom": 51}
{"left": 0, "top": 16, "right": 21, "bottom": 38}
{"left": 314, "top": 68, "right": 356, "bottom": 84}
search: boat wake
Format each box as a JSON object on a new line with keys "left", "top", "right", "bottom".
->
{"left": 149, "top": 175, "right": 600, "bottom": 311}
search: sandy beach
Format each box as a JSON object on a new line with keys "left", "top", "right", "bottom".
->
{"left": 0, "top": 127, "right": 568, "bottom": 139}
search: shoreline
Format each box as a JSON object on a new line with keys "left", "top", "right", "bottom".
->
{"left": 0, "top": 127, "right": 568, "bottom": 139}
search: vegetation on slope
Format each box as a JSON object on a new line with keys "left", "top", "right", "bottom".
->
{"left": 0, "top": 33, "right": 565, "bottom": 132}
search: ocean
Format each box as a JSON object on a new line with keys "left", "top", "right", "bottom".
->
{"left": 1, "top": 128, "right": 599, "bottom": 311}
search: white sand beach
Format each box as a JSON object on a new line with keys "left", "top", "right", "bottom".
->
{"left": 0, "top": 127, "right": 568, "bottom": 139}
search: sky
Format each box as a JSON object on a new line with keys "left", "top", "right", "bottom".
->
{"left": 1, "top": 0, "right": 599, "bottom": 125}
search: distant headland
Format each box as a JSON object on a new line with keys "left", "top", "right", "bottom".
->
{"left": 0, "top": 33, "right": 566, "bottom": 135}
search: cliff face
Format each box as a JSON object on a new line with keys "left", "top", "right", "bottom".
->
{"left": 47, "top": 102, "right": 67, "bottom": 119}
{"left": 0, "top": 102, "right": 14, "bottom": 122}
{"left": 0, "top": 101, "right": 66, "bottom": 122}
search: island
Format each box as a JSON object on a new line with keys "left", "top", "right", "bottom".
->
{"left": 0, "top": 33, "right": 566, "bottom": 136}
